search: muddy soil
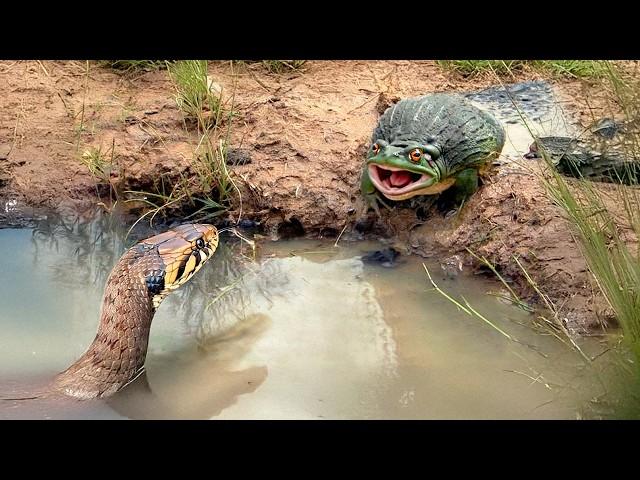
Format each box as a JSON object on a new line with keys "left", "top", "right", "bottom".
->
{"left": 0, "top": 60, "right": 630, "bottom": 332}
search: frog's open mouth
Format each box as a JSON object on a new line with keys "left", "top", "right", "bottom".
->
{"left": 369, "top": 164, "right": 431, "bottom": 196}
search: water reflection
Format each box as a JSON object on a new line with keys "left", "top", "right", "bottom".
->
{"left": 2, "top": 213, "right": 638, "bottom": 419}
{"left": 28, "top": 210, "right": 266, "bottom": 342}
{"left": 108, "top": 314, "right": 271, "bottom": 420}
{"left": 2, "top": 210, "right": 276, "bottom": 418}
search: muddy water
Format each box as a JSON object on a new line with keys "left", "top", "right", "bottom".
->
{"left": 0, "top": 216, "right": 626, "bottom": 419}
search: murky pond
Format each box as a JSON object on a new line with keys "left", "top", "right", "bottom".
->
{"left": 0, "top": 213, "right": 630, "bottom": 419}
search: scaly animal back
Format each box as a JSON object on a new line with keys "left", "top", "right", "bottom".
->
{"left": 373, "top": 93, "right": 505, "bottom": 173}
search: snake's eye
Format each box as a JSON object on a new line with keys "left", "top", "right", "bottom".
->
{"left": 372, "top": 143, "right": 380, "bottom": 155}
{"left": 196, "top": 238, "right": 205, "bottom": 249}
{"left": 409, "top": 148, "right": 422, "bottom": 163}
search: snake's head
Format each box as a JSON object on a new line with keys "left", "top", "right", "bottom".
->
{"left": 138, "top": 223, "right": 219, "bottom": 309}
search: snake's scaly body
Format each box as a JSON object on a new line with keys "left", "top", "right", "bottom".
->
{"left": 4, "top": 223, "right": 219, "bottom": 401}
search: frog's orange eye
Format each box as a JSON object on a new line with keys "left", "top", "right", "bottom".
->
{"left": 409, "top": 148, "right": 422, "bottom": 163}
{"left": 372, "top": 144, "right": 380, "bottom": 155}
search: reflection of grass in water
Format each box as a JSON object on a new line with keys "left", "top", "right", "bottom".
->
{"left": 467, "top": 250, "right": 593, "bottom": 361}
{"left": 30, "top": 212, "right": 281, "bottom": 353}
{"left": 169, "top": 241, "right": 289, "bottom": 345}
{"left": 168, "top": 242, "right": 249, "bottom": 336}
{"left": 31, "top": 210, "right": 133, "bottom": 289}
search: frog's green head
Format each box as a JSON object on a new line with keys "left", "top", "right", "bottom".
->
{"left": 365, "top": 139, "right": 453, "bottom": 201}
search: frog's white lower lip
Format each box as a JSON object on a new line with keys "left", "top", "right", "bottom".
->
{"left": 368, "top": 164, "right": 431, "bottom": 196}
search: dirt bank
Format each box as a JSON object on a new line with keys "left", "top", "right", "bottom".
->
{"left": 0, "top": 60, "right": 628, "bottom": 332}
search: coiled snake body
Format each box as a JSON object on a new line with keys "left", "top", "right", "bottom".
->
{"left": 3, "top": 223, "right": 219, "bottom": 401}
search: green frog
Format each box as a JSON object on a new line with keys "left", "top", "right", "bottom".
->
{"left": 360, "top": 93, "right": 505, "bottom": 213}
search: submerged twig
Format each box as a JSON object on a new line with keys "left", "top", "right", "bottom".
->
{"left": 334, "top": 224, "right": 348, "bottom": 248}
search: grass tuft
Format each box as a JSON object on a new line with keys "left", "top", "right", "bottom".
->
{"left": 519, "top": 63, "right": 640, "bottom": 372}
{"left": 79, "top": 140, "right": 121, "bottom": 205}
{"left": 538, "top": 158, "right": 640, "bottom": 364}
{"left": 260, "top": 60, "right": 307, "bottom": 74}
{"left": 467, "top": 60, "right": 640, "bottom": 379}
{"left": 533, "top": 60, "right": 609, "bottom": 79}
{"left": 125, "top": 62, "right": 240, "bottom": 230}
{"left": 124, "top": 134, "right": 237, "bottom": 232}
{"left": 437, "top": 60, "right": 609, "bottom": 79}
{"left": 234, "top": 60, "right": 307, "bottom": 74}
{"left": 101, "top": 60, "right": 170, "bottom": 72}
{"left": 80, "top": 145, "right": 113, "bottom": 182}
{"left": 436, "top": 60, "right": 527, "bottom": 77}
{"left": 167, "top": 60, "right": 223, "bottom": 132}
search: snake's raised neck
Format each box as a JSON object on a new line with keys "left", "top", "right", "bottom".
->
{"left": 52, "top": 224, "right": 219, "bottom": 400}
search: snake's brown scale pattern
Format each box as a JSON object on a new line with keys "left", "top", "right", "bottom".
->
{"left": 47, "top": 224, "right": 219, "bottom": 400}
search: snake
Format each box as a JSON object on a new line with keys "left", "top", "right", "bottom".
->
{"left": 1, "top": 223, "right": 219, "bottom": 401}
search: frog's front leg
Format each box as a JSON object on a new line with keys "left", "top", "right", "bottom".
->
{"left": 437, "top": 168, "right": 480, "bottom": 217}
{"left": 451, "top": 168, "right": 480, "bottom": 206}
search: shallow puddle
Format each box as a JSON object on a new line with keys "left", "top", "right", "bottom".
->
{"left": 0, "top": 215, "right": 630, "bottom": 419}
